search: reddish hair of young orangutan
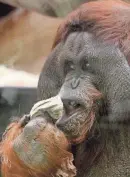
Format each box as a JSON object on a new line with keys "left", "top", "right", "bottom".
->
{"left": 0, "top": 119, "right": 76, "bottom": 177}
{"left": 0, "top": 121, "right": 30, "bottom": 177}
{"left": 52, "top": 0, "right": 130, "bottom": 63}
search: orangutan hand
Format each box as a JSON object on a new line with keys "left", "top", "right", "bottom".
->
{"left": 13, "top": 95, "right": 64, "bottom": 168}
{"left": 13, "top": 118, "right": 49, "bottom": 168}
{"left": 12, "top": 117, "right": 76, "bottom": 177}
{"left": 1, "top": 96, "right": 76, "bottom": 177}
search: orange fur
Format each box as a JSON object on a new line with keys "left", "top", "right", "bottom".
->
{"left": 0, "top": 122, "right": 31, "bottom": 177}
{"left": 0, "top": 120, "right": 74, "bottom": 177}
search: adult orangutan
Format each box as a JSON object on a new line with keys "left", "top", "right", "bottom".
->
{"left": 1, "top": 0, "right": 130, "bottom": 177}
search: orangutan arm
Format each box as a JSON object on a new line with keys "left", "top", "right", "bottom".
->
{"left": 0, "top": 96, "right": 76, "bottom": 177}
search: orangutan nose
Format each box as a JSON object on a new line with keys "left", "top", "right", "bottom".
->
{"left": 61, "top": 99, "right": 81, "bottom": 114}
{"left": 71, "top": 78, "right": 80, "bottom": 89}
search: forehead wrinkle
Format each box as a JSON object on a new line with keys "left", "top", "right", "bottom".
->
{"left": 60, "top": 50, "right": 75, "bottom": 62}
{"left": 72, "top": 33, "right": 85, "bottom": 56}
{"left": 62, "top": 32, "right": 90, "bottom": 62}
{"left": 60, "top": 31, "right": 103, "bottom": 63}
{"left": 78, "top": 49, "right": 87, "bottom": 61}
{"left": 64, "top": 32, "right": 86, "bottom": 53}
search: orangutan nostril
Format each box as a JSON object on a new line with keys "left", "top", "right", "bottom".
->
{"left": 69, "top": 101, "right": 77, "bottom": 107}
{"left": 69, "top": 101, "right": 81, "bottom": 109}
{"left": 61, "top": 98, "right": 82, "bottom": 115}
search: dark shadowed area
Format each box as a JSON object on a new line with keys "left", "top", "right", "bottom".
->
{"left": 0, "top": 87, "right": 37, "bottom": 139}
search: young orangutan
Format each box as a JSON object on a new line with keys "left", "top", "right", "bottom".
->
{"left": 0, "top": 96, "right": 76, "bottom": 177}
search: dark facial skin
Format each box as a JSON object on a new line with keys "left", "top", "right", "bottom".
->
{"left": 38, "top": 32, "right": 130, "bottom": 144}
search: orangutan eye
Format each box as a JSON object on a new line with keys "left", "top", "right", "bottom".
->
{"left": 64, "top": 61, "right": 75, "bottom": 74}
{"left": 67, "top": 61, "right": 75, "bottom": 70}
{"left": 82, "top": 60, "right": 90, "bottom": 71}
{"left": 69, "top": 63, "right": 75, "bottom": 69}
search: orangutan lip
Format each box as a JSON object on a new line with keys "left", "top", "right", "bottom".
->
{"left": 68, "top": 109, "right": 95, "bottom": 144}
{"left": 65, "top": 107, "right": 83, "bottom": 117}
